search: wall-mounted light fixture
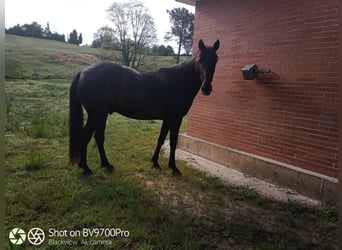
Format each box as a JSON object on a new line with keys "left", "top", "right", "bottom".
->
{"left": 241, "top": 64, "right": 271, "bottom": 80}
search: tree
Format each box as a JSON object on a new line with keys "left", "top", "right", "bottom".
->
{"left": 165, "top": 7, "right": 194, "bottom": 63}
{"left": 68, "top": 29, "right": 82, "bottom": 45}
{"left": 107, "top": 0, "right": 157, "bottom": 68}
{"left": 21, "top": 22, "right": 43, "bottom": 38}
{"left": 6, "top": 22, "right": 66, "bottom": 42}
{"left": 78, "top": 33, "right": 83, "bottom": 45}
{"left": 44, "top": 22, "right": 52, "bottom": 39}
{"left": 51, "top": 32, "right": 65, "bottom": 42}
{"left": 5, "top": 24, "right": 25, "bottom": 36}
{"left": 68, "top": 29, "right": 78, "bottom": 44}
{"left": 92, "top": 26, "right": 120, "bottom": 50}
{"left": 165, "top": 45, "right": 175, "bottom": 56}
{"left": 152, "top": 45, "right": 174, "bottom": 56}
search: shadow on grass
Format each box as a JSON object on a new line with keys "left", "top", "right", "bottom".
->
{"left": 5, "top": 156, "right": 337, "bottom": 250}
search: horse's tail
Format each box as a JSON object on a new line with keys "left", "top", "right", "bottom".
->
{"left": 69, "top": 72, "right": 83, "bottom": 166}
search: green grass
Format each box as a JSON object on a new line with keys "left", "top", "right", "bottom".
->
{"left": 5, "top": 35, "right": 119, "bottom": 79}
{"left": 4, "top": 35, "right": 338, "bottom": 249}
{"left": 5, "top": 34, "right": 187, "bottom": 80}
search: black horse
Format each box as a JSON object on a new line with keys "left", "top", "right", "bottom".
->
{"left": 69, "top": 39, "right": 220, "bottom": 175}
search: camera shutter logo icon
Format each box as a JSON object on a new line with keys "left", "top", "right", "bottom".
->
{"left": 27, "top": 227, "right": 45, "bottom": 245}
{"left": 9, "top": 228, "right": 26, "bottom": 245}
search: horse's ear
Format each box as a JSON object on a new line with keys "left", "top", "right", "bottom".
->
{"left": 213, "top": 40, "right": 220, "bottom": 51}
{"left": 198, "top": 39, "right": 205, "bottom": 51}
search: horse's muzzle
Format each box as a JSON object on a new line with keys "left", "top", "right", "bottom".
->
{"left": 201, "top": 90, "right": 211, "bottom": 96}
{"left": 201, "top": 82, "right": 212, "bottom": 96}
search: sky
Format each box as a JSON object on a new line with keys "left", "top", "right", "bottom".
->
{"left": 5, "top": 0, "right": 195, "bottom": 49}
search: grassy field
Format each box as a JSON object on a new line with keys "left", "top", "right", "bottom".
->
{"left": 5, "top": 34, "right": 184, "bottom": 79}
{"left": 4, "top": 35, "right": 338, "bottom": 249}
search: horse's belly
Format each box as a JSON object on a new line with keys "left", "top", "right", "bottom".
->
{"left": 114, "top": 99, "right": 165, "bottom": 120}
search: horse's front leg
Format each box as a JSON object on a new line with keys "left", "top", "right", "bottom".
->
{"left": 168, "top": 117, "right": 183, "bottom": 176}
{"left": 151, "top": 120, "right": 169, "bottom": 169}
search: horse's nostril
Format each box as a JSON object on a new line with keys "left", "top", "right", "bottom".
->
{"left": 201, "top": 82, "right": 212, "bottom": 95}
{"left": 201, "top": 87, "right": 211, "bottom": 96}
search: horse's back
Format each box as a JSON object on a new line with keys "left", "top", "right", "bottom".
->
{"left": 77, "top": 62, "right": 169, "bottom": 119}
{"left": 79, "top": 62, "right": 140, "bottom": 87}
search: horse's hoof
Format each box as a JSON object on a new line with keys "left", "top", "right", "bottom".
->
{"left": 172, "top": 168, "right": 181, "bottom": 176}
{"left": 79, "top": 163, "right": 93, "bottom": 176}
{"left": 152, "top": 162, "right": 161, "bottom": 170}
{"left": 102, "top": 163, "right": 114, "bottom": 173}
{"left": 83, "top": 168, "right": 94, "bottom": 176}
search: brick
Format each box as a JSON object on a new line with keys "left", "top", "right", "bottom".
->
{"left": 188, "top": 0, "right": 338, "bottom": 178}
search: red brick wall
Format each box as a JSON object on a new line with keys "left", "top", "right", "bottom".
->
{"left": 188, "top": 0, "right": 339, "bottom": 177}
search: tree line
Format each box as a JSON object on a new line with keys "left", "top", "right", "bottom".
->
{"left": 5, "top": 22, "right": 83, "bottom": 45}
{"left": 6, "top": 0, "right": 194, "bottom": 69}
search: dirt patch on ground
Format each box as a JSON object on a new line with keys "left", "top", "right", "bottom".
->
{"left": 54, "top": 51, "right": 99, "bottom": 65}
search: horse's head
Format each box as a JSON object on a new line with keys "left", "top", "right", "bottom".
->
{"left": 197, "top": 39, "right": 220, "bottom": 96}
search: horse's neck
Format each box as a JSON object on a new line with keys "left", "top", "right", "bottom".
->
{"left": 178, "top": 57, "right": 197, "bottom": 70}
{"left": 180, "top": 57, "right": 201, "bottom": 84}
{"left": 146, "top": 57, "right": 201, "bottom": 92}
{"left": 172, "top": 58, "right": 203, "bottom": 100}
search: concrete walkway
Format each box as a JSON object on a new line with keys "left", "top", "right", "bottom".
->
{"left": 162, "top": 142, "right": 320, "bottom": 206}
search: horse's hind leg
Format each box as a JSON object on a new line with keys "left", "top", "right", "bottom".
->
{"left": 151, "top": 120, "right": 170, "bottom": 169}
{"left": 94, "top": 113, "right": 114, "bottom": 172}
{"left": 79, "top": 114, "right": 96, "bottom": 175}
